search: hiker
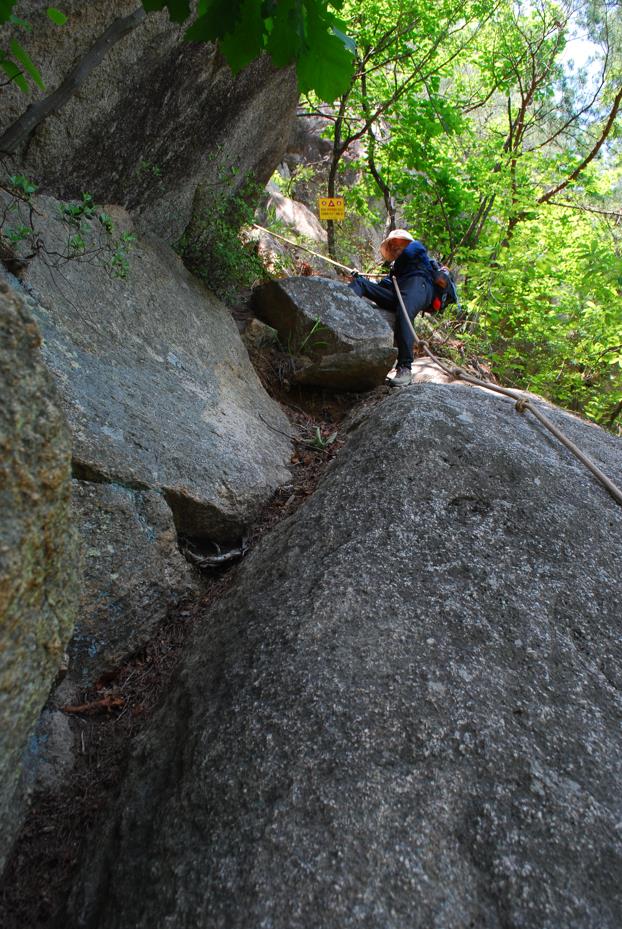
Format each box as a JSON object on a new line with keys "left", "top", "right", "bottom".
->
{"left": 349, "top": 229, "right": 435, "bottom": 387}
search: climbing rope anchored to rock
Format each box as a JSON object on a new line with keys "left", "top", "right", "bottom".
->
{"left": 391, "top": 276, "right": 622, "bottom": 509}
{"left": 253, "top": 221, "right": 621, "bottom": 507}
{"left": 252, "top": 223, "right": 383, "bottom": 278}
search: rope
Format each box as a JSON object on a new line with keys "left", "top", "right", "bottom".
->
{"left": 252, "top": 223, "right": 382, "bottom": 278}
{"left": 390, "top": 277, "right": 622, "bottom": 508}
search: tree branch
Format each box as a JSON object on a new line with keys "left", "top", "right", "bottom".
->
{"left": 547, "top": 200, "right": 622, "bottom": 220}
{"left": 0, "top": 7, "right": 147, "bottom": 154}
{"left": 361, "top": 67, "right": 395, "bottom": 230}
{"left": 538, "top": 84, "right": 622, "bottom": 204}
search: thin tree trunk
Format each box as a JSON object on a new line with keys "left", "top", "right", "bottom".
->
{"left": 361, "top": 66, "right": 395, "bottom": 231}
{"left": 326, "top": 95, "right": 347, "bottom": 259}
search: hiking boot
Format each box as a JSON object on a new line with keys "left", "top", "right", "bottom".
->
{"left": 390, "top": 365, "right": 412, "bottom": 387}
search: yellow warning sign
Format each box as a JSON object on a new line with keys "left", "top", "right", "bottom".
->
{"left": 318, "top": 197, "right": 345, "bottom": 221}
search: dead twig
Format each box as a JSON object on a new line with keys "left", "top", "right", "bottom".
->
{"left": 61, "top": 695, "right": 125, "bottom": 716}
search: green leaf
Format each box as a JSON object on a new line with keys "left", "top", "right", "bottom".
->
{"left": 181, "top": 0, "right": 354, "bottom": 96}
{"left": 10, "top": 39, "right": 44, "bottom": 89}
{"left": 0, "top": 57, "right": 28, "bottom": 92}
{"left": 185, "top": 0, "right": 243, "bottom": 42}
{"left": 3, "top": 224, "right": 29, "bottom": 244}
{"left": 46, "top": 7, "right": 68, "bottom": 25}
{"left": 218, "top": 0, "right": 265, "bottom": 73}
{"left": 142, "top": 0, "right": 191, "bottom": 22}
{"left": 69, "top": 233, "right": 86, "bottom": 252}
{"left": 331, "top": 25, "right": 355, "bottom": 54}
{"left": 264, "top": 0, "right": 304, "bottom": 66}
{"left": 9, "top": 174, "right": 38, "bottom": 195}
{"left": 0, "top": 0, "right": 16, "bottom": 26}
{"left": 296, "top": 16, "right": 354, "bottom": 101}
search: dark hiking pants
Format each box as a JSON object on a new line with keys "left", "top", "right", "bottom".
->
{"left": 349, "top": 275, "right": 433, "bottom": 366}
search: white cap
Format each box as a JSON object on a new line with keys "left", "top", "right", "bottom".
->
{"left": 379, "top": 229, "right": 414, "bottom": 260}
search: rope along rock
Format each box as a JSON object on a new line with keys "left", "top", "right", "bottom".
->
{"left": 391, "top": 276, "right": 622, "bottom": 508}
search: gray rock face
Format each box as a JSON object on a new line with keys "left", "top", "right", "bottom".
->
{"left": 253, "top": 276, "right": 397, "bottom": 389}
{"left": 70, "top": 385, "right": 622, "bottom": 928}
{"left": 20, "top": 199, "right": 292, "bottom": 542}
{"left": 71, "top": 480, "right": 198, "bottom": 682}
{"left": 20, "top": 708, "right": 76, "bottom": 794}
{"left": 6, "top": 198, "right": 291, "bottom": 682}
{"left": 0, "top": 283, "right": 79, "bottom": 871}
{"left": 285, "top": 111, "right": 334, "bottom": 166}
{"left": 260, "top": 184, "right": 328, "bottom": 242}
{"left": 0, "top": 2, "right": 297, "bottom": 240}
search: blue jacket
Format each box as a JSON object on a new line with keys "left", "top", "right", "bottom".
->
{"left": 391, "top": 239, "right": 435, "bottom": 286}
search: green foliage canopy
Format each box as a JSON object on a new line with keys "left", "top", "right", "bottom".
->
{"left": 144, "top": 0, "right": 355, "bottom": 99}
{"left": 299, "top": 0, "right": 622, "bottom": 430}
{"left": 0, "top": 0, "right": 354, "bottom": 100}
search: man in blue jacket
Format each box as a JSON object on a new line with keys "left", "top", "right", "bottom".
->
{"left": 349, "top": 229, "right": 435, "bottom": 387}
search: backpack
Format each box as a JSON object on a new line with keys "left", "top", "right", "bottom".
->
{"left": 427, "top": 259, "right": 458, "bottom": 314}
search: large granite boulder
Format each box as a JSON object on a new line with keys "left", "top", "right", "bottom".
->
{"left": 0, "top": 1, "right": 298, "bottom": 240}
{"left": 69, "top": 384, "right": 622, "bottom": 928}
{"left": 0, "top": 283, "right": 79, "bottom": 871}
{"left": 253, "top": 276, "right": 397, "bottom": 389}
{"left": 5, "top": 197, "right": 291, "bottom": 681}
{"left": 18, "top": 198, "right": 292, "bottom": 539}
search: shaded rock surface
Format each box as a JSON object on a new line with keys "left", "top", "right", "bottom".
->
{"left": 284, "top": 110, "right": 334, "bottom": 167}
{"left": 3, "top": 197, "right": 291, "bottom": 682}
{"left": 241, "top": 317, "right": 278, "bottom": 351}
{"left": 70, "top": 480, "right": 198, "bottom": 683}
{"left": 0, "top": 2, "right": 298, "bottom": 240}
{"left": 252, "top": 276, "right": 397, "bottom": 389}
{"left": 16, "top": 198, "right": 292, "bottom": 540}
{"left": 0, "top": 283, "right": 79, "bottom": 871}
{"left": 20, "top": 708, "right": 75, "bottom": 795}
{"left": 69, "top": 385, "right": 622, "bottom": 928}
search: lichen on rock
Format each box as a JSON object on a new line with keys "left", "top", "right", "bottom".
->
{"left": 0, "top": 282, "right": 80, "bottom": 872}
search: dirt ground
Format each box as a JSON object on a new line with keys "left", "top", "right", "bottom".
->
{"left": 0, "top": 346, "right": 389, "bottom": 929}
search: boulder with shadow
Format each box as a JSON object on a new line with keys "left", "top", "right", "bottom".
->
{"left": 252, "top": 276, "right": 397, "bottom": 390}
{"left": 3, "top": 197, "right": 292, "bottom": 684}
